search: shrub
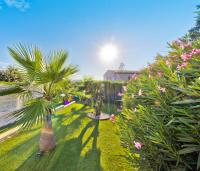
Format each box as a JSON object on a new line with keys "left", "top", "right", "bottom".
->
{"left": 0, "top": 66, "right": 21, "bottom": 82}
{"left": 120, "top": 39, "right": 200, "bottom": 171}
{"left": 79, "top": 79, "right": 124, "bottom": 105}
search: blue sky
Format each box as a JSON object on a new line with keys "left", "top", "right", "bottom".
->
{"left": 0, "top": 0, "right": 199, "bottom": 79}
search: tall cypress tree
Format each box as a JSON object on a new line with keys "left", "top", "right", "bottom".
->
{"left": 188, "top": 5, "right": 200, "bottom": 41}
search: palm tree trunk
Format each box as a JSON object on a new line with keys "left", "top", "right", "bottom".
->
{"left": 39, "top": 114, "right": 56, "bottom": 152}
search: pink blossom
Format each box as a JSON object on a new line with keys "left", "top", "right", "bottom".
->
{"left": 191, "top": 48, "right": 200, "bottom": 55}
{"left": 118, "top": 92, "right": 123, "bottom": 97}
{"left": 181, "top": 62, "right": 188, "bottom": 68}
{"left": 177, "top": 62, "right": 188, "bottom": 70}
{"left": 147, "top": 64, "right": 152, "bottom": 70}
{"left": 158, "top": 86, "right": 166, "bottom": 93}
{"left": 117, "top": 108, "right": 122, "bottom": 112}
{"left": 134, "top": 141, "right": 142, "bottom": 150}
{"left": 110, "top": 114, "right": 116, "bottom": 123}
{"left": 180, "top": 49, "right": 200, "bottom": 62}
{"left": 131, "top": 73, "right": 138, "bottom": 80}
{"left": 123, "top": 86, "right": 127, "bottom": 92}
{"left": 180, "top": 44, "right": 185, "bottom": 49}
{"left": 172, "top": 39, "right": 191, "bottom": 50}
{"left": 180, "top": 43, "right": 191, "bottom": 50}
{"left": 177, "top": 65, "right": 181, "bottom": 70}
{"left": 157, "top": 71, "right": 163, "bottom": 77}
{"left": 181, "top": 53, "right": 192, "bottom": 61}
{"left": 165, "top": 60, "right": 171, "bottom": 67}
{"left": 172, "top": 40, "right": 182, "bottom": 46}
{"left": 138, "top": 89, "right": 142, "bottom": 96}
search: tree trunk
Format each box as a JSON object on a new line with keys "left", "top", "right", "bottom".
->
{"left": 39, "top": 115, "right": 56, "bottom": 152}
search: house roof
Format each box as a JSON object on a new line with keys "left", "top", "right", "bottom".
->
{"left": 104, "top": 70, "right": 138, "bottom": 75}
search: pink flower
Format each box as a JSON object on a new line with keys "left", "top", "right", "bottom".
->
{"left": 180, "top": 49, "right": 200, "bottom": 62}
{"left": 172, "top": 40, "right": 181, "bottom": 46}
{"left": 171, "top": 39, "right": 191, "bottom": 50}
{"left": 117, "top": 108, "right": 122, "bottom": 112}
{"left": 181, "top": 53, "right": 192, "bottom": 61}
{"left": 177, "top": 64, "right": 181, "bottom": 70}
{"left": 147, "top": 64, "right": 152, "bottom": 70}
{"left": 157, "top": 71, "right": 163, "bottom": 77}
{"left": 138, "top": 89, "right": 142, "bottom": 96}
{"left": 180, "top": 42, "right": 191, "bottom": 50}
{"left": 191, "top": 49, "right": 200, "bottom": 55}
{"left": 165, "top": 60, "right": 171, "bottom": 67}
{"left": 123, "top": 86, "right": 127, "bottom": 92}
{"left": 118, "top": 92, "right": 123, "bottom": 97}
{"left": 181, "top": 62, "right": 188, "bottom": 68}
{"left": 158, "top": 86, "right": 166, "bottom": 93}
{"left": 134, "top": 141, "right": 142, "bottom": 150}
{"left": 177, "top": 62, "right": 188, "bottom": 70}
{"left": 110, "top": 114, "right": 116, "bottom": 123}
{"left": 180, "top": 44, "right": 185, "bottom": 49}
{"left": 131, "top": 73, "right": 138, "bottom": 80}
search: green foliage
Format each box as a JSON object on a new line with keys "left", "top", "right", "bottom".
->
{"left": 0, "top": 44, "right": 78, "bottom": 129}
{"left": 187, "top": 5, "right": 200, "bottom": 41}
{"left": 78, "top": 79, "right": 123, "bottom": 115}
{"left": 120, "top": 39, "right": 200, "bottom": 170}
{"left": 0, "top": 65, "right": 21, "bottom": 82}
{"left": 79, "top": 79, "right": 123, "bottom": 104}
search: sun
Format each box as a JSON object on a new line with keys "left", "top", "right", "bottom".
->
{"left": 99, "top": 43, "right": 119, "bottom": 63}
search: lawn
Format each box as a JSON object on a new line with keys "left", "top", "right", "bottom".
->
{"left": 0, "top": 103, "right": 137, "bottom": 171}
{"left": 0, "top": 81, "right": 15, "bottom": 85}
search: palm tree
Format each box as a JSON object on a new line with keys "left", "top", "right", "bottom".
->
{"left": 0, "top": 44, "right": 78, "bottom": 153}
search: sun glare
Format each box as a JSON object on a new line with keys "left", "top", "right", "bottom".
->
{"left": 99, "top": 43, "right": 119, "bottom": 63}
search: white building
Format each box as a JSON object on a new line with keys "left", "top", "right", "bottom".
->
{"left": 103, "top": 70, "right": 138, "bottom": 81}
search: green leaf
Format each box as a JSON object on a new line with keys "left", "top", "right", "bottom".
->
{"left": 165, "top": 118, "right": 175, "bottom": 126}
{"left": 172, "top": 99, "right": 200, "bottom": 105}
{"left": 178, "top": 147, "right": 200, "bottom": 155}
{"left": 9, "top": 98, "right": 49, "bottom": 129}
{"left": 197, "top": 152, "right": 200, "bottom": 170}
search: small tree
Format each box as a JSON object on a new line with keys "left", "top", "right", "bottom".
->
{"left": 93, "top": 83, "right": 104, "bottom": 116}
{"left": 0, "top": 44, "right": 78, "bottom": 153}
{"left": 0, "top": 65, "right": 21, "bottom": 82}
{"left": 187, "top": 5, "right": 200, "bottom": 41}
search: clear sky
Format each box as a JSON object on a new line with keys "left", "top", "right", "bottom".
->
{"left": 0, "top": 0, "right": 199, "bottom": 79}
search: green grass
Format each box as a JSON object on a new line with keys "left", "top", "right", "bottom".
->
{"left": 0, "top": 81, "right": 15, "bottom": 85}
{"left": 0, "top": 103, "right": 138, "bottom": 171}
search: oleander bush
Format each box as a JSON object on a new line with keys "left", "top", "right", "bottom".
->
{"left": 120, "top": 39, "right": 200, "bottom": 171}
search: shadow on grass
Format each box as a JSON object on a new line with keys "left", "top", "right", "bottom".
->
{"left": 0, "top": 129, "right": 40, "bottom": 170}
{"left": 15, "top": 106, "right": 103, "bottom": 171}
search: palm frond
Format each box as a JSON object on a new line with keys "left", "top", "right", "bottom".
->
{"left": 8, "top": 44, "right": 44, "bottom": 81}
{"left": 48, "top": 50, "right": 67, "bottom": 71}
{"left": 9, "top": 98, "right": 49, "bottom": 129}
{"left": 35, "top": 51, "right": 78, "bottom": 85}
